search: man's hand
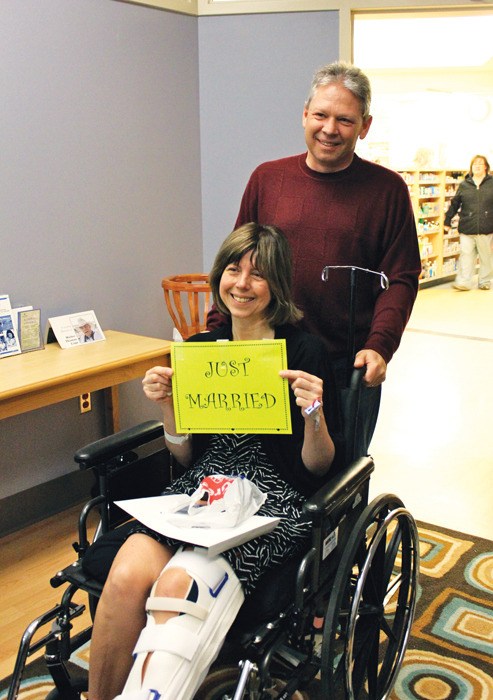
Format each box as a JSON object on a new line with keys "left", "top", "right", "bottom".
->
{"left": 354, "top": 349, "right": 387, "bottom": 387}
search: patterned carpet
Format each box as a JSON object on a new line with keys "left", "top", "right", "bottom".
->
{"left": 389, "top": 521, "right": 493, "bottom": 699}
{"left": 1, "top": 521, "right": 492, "bottom": 700}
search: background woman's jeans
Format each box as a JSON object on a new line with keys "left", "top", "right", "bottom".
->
{"left": 456, "top": 233, "right": 493, "bottom": 288}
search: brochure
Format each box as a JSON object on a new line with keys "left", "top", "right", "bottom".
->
{"left": 18, "top": 308, "right": 43, "bottom": 353}
{"left": 0, "top": 295, "right": 21, "bottom": 358}
{"left": 47, "top": 310, "right": 105, "bottom": 348}
{"left": 114, "top": 494, "right": 280, "bottom": 557}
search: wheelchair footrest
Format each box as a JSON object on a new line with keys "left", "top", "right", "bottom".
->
{"left": 18, "top": 602, "right": 79, "bottom": 658}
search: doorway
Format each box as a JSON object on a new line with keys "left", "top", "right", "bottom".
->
{"left": 352, "top": 9, "right": 493, "bottom": 169}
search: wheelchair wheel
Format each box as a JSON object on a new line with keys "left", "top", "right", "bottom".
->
{"left": 194, "top": 665, "right": 309, "bottom": 699}
{"left": 321, "top": 493, "right": 419, "bottom": 700}
{"left": 44, "top": 677, "right": 88, "bottom": 700}
{"left": 194, "top": 666, "right": 240, "bottom": 700}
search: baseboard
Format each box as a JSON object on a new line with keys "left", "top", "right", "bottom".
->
{"left": 0, "top": 470, "right": 96, "bottom": 538}
{"left": 420, "top": 274, "right": 455, "bottom": 289}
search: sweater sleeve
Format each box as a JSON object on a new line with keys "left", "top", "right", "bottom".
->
{"left": 363, "top": 179, "right": 421, "bottom": 364}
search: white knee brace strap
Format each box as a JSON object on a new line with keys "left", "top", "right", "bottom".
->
{"left": 116, "top": 548, "right": 244, "bottom": 700}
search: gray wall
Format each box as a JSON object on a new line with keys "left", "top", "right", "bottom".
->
{"left": 1, "top": 0, "right": 202, "bottom": 507}
{"left": 0, "top": 1, "right": 339, "bottom": 528}
{"left": 198, "top": 11, "right": 338, "bottom": 267}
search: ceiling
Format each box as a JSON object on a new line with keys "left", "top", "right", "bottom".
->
{"left": 353, "top": 11, "right": 493, "bottom": 94}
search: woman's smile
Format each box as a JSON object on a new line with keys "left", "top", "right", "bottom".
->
{"left": 230, "top": 293, "right": 255, "bottom": 304}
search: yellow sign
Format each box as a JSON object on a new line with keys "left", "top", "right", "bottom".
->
{"left": 171, "top": 339, "right": 291, "bottom": 434}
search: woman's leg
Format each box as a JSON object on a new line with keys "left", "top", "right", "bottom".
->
{"left": 119, "top": 549, "right": 244, "bottom": 700}
{"left": 88, "top": 534, "right": 173, "bottom": 700}
{"left": 455, "top": 234, "right": 477, "bottom": 289}
{"left": 476, "top": 233, "right": 493, "bottom": 287}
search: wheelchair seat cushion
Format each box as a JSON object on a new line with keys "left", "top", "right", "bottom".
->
{"left": 232, "top": 553, "right": 301, "bottom": 630}
{"left": 81, "top": 520, "right": 137, "bottom": 582}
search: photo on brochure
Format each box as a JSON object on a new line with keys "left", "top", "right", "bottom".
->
{"left": 0, "top": 312, "right": 21, "bottom": 358}
{"left": 71, "top": 312, "right": 105, "bottom": 344}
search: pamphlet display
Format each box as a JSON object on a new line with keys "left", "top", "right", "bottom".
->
{"left": 0, "top": 295, "right": 103, "bottom": 357}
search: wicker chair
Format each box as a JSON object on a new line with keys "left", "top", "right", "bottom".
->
{"left": 161, "top": 273, "right": 212, "bottom": 339}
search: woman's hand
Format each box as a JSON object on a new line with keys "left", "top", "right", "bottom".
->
{"left": 279, "top": 369, "right": 323, "bottom": 412}
{"left": 142, "top": 366, "right": 174, "bottom": 404}
{"left": 279, "top": 369, "right": 334, "bottom": 475}
{"left": 143, "top": 366, "right": 193, "bottom": 466}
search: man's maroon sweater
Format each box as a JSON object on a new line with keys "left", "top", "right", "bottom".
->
{"left": 210, "top": 153, "right": 421, "bottom": 365}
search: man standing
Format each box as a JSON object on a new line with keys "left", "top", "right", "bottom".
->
{"left": 209, "top": 61, "right": 421, "bottom": 452}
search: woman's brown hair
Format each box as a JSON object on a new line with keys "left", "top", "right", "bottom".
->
{"left": 209, "top": 222, "right": 303, "bottom": 327}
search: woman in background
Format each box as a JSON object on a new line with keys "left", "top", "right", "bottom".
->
{"left": 444, "top": 154, "right": 493, "bottom": 291}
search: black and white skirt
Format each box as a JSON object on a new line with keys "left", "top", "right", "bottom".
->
{"left": 129, "top": 433, "right": 311, "bottom": 595}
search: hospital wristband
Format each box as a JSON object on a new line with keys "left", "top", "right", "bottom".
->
{"left": 164, "top": 430, "right": 190, "bottom": 445}
{"left": 304, "top": 398, "right": 322, "bottom": 431}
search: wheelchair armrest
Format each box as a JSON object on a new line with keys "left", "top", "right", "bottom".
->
{"left": 303, "top": 455, "right": 374, "bottom": 524}
{"left": 50, "top": 558, "right": 104, "bottom": 600}
{"left": 74, "top": 420, "right": 164, "bottom": 470}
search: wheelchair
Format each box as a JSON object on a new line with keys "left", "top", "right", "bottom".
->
{"left": 7, "top": 368, "right": 419, "bottom": 700}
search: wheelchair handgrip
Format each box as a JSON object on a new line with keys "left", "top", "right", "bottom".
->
{"left": 303, "top": 455, "right": 374, "bottom": 522}
{"left": 74, "top": 420, "right": 164, "bottom": 469}
{"left": 349, "top": 365, "right": 366, "bottom": 390}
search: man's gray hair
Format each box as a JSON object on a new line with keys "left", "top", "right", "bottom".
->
{"left": 305, "top": 61, "right": 372, "bottom": 120}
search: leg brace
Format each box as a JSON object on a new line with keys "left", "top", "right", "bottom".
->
{"left": 115, "top": 548, "right": 244, "bottom": 700}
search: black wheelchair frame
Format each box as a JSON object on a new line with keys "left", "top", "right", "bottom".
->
{"left": 7, "top": 369, "right": 420, "bottom": 700}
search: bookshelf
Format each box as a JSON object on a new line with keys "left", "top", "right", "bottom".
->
{"left": 399, "top": 169, "right": 465, "bottom": 286}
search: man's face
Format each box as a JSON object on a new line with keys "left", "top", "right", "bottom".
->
{"left": 303, "top": 83, "right": 372, "bottom": 173}
{"left": 81, "top": 323, "right": 92, "bottom": 336}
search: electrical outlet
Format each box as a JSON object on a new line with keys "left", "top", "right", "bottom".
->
{"left": 79, "top": 392, "right": 91, "bottom": 413}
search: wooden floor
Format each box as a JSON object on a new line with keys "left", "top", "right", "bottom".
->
{"left": 0, "top": 505, "right": 97, "bottom": 681}
{"left": 1, "top": 279, "right": 492, "bottom": 684}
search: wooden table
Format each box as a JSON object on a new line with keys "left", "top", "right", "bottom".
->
{"left": 0, "top": 330, "right": 171, "bottom": 431}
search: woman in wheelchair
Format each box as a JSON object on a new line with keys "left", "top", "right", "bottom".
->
{"left": 82, "top": 222, "right": 344, "bottom": 700}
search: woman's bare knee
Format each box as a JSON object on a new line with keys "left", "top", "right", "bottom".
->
{"left": 103, "top": 534, "right": 173, "bottom": 603}
{"left": 155, "top": 566, "right": 192, "bottom": 598}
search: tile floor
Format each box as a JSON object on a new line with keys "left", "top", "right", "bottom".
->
{"left": 368, "top": 280, "right": 493, "bottom": 540}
